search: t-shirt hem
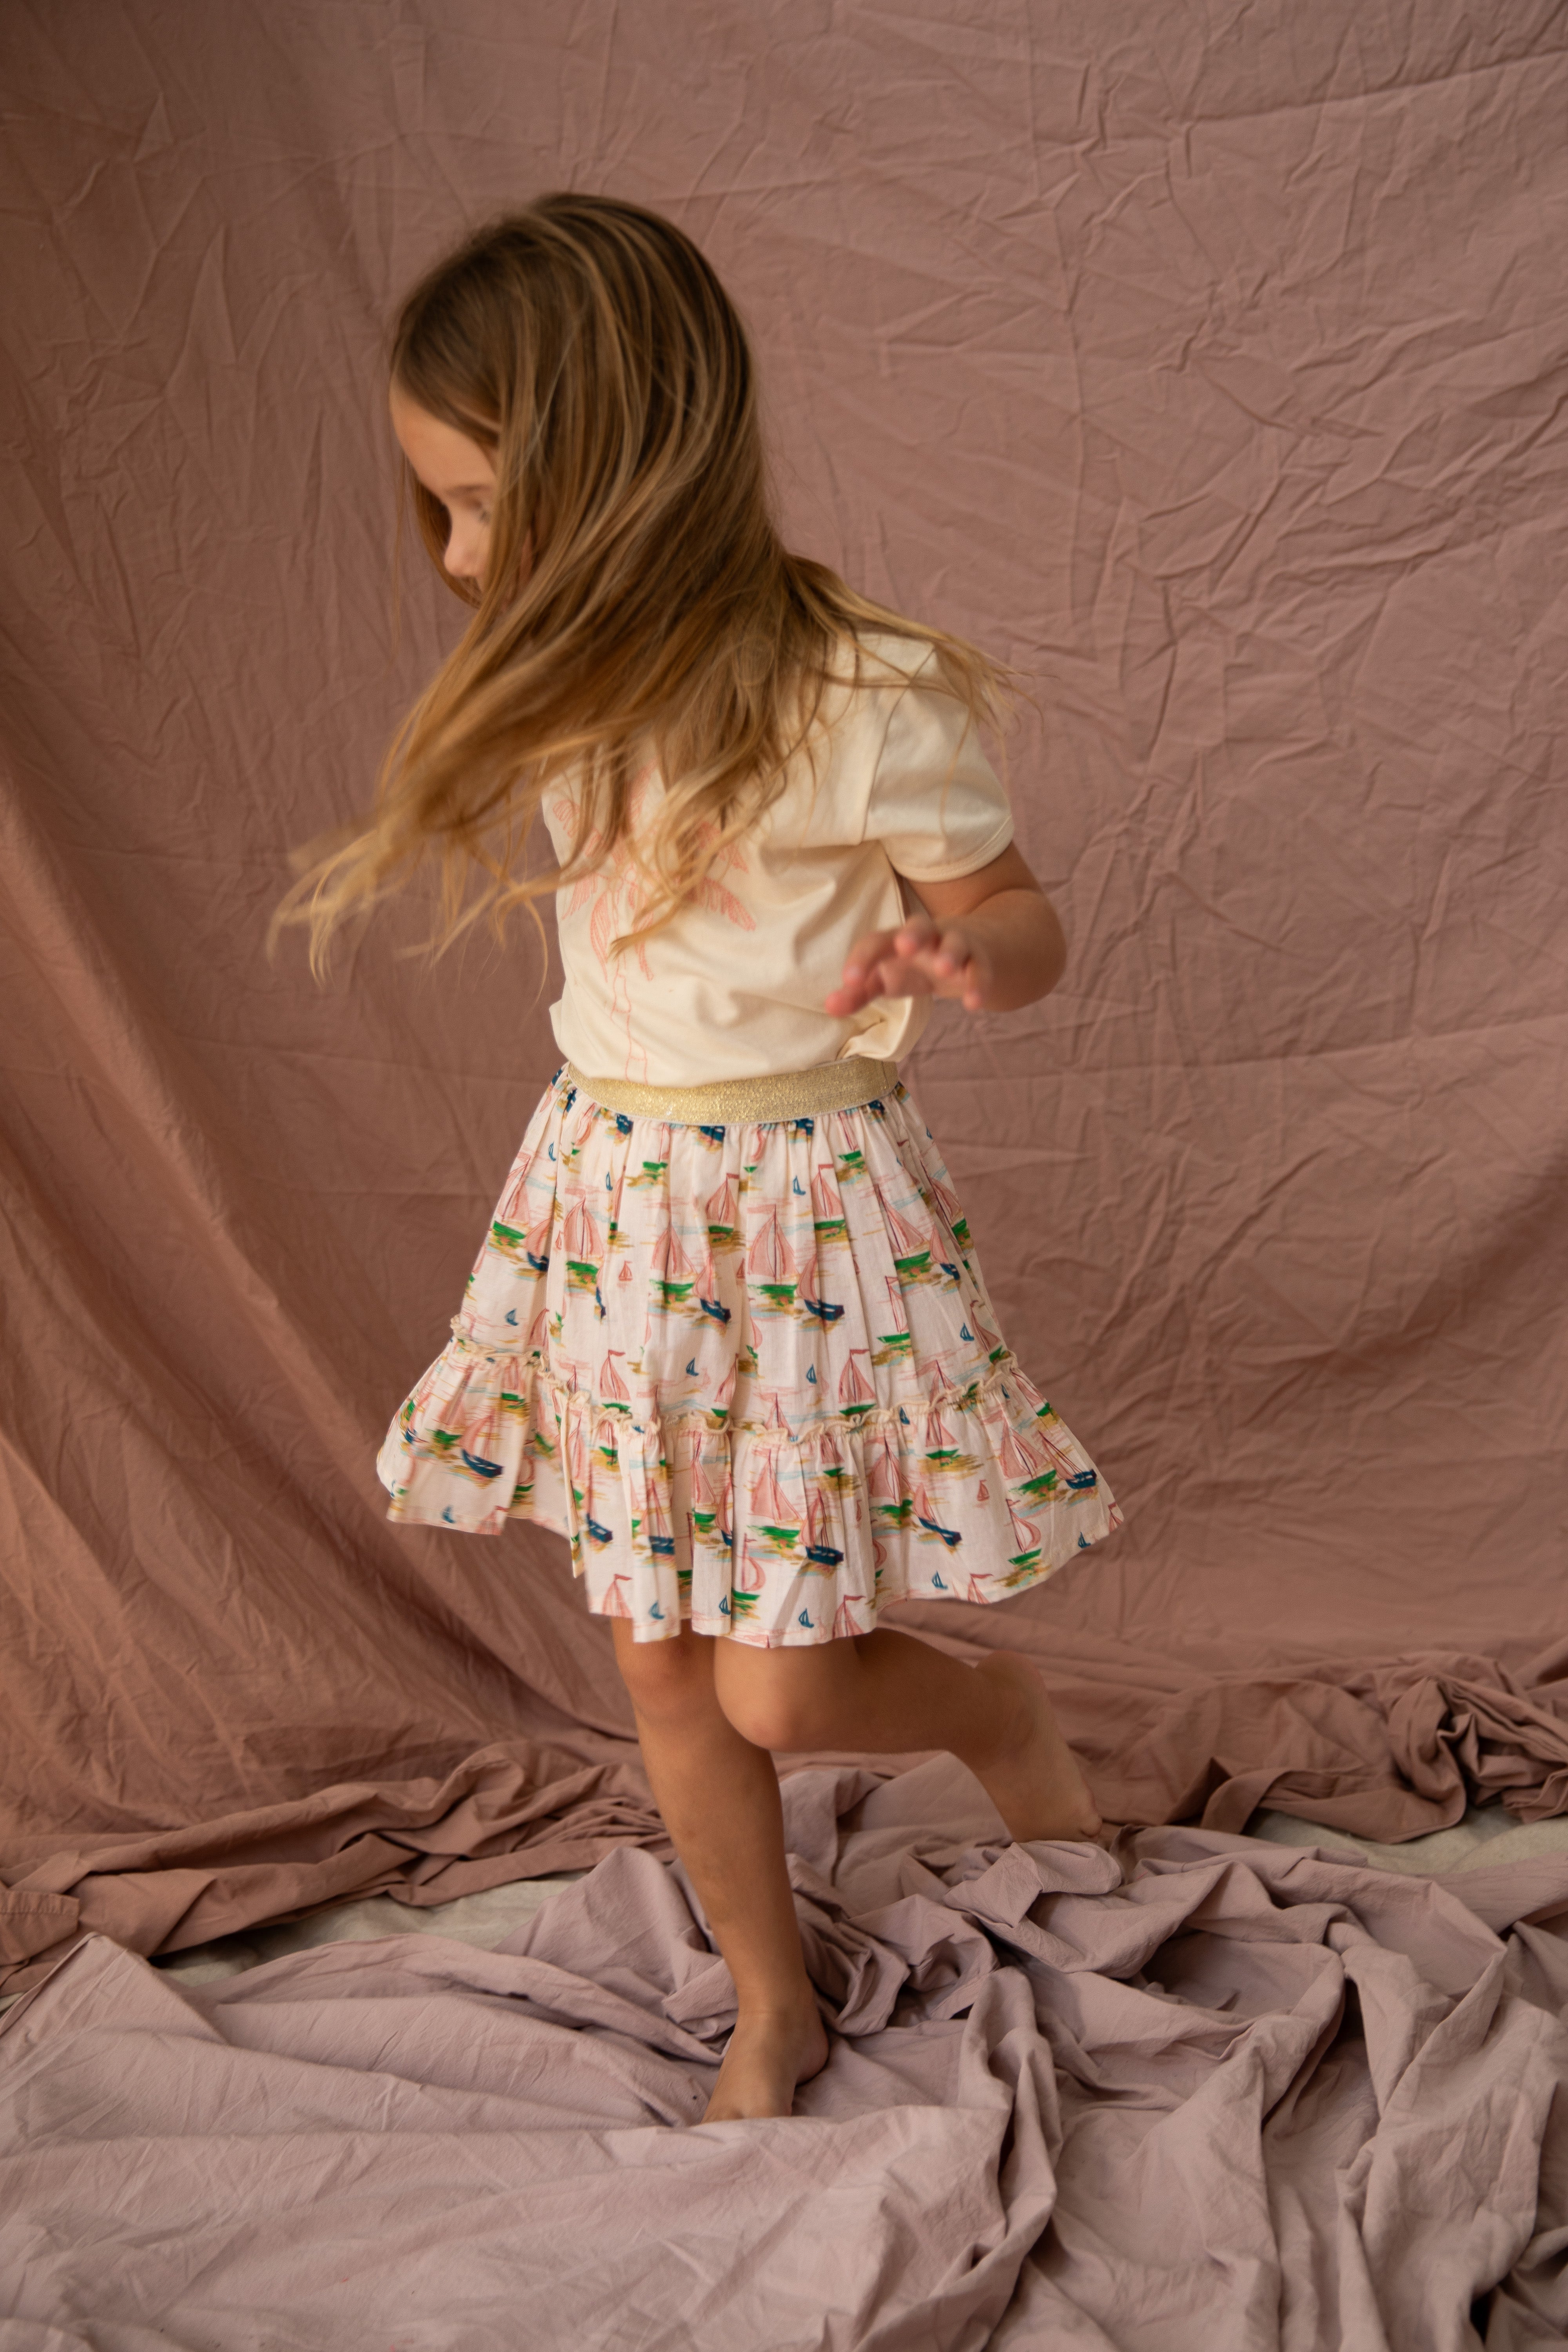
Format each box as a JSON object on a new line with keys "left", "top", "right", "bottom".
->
{"left": 886, "top": 812, "right": 1014, "bottom": 884}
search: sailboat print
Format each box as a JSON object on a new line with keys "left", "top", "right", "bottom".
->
{"left": 811, "top": 1165, "right": 847, "bottom": 1247}
{"left": 1005, "top": 1496, "right": 1042, "bottom": 1577}
{"left": 650, "top": 1221, "right": 696, "bottom": 1311}
{"left": 751, "top": 1452, "right": 800, "bottom": 1552}
{"left": 561, "top": 1198, "right": 601, "bottom": 1290}
{"left": 494, "top": 1147, "right": 540, "bottom": 1228}
{"left": 730, "top": 1534, "right": 766, "bottom": 1621}
{"left": 708, "top": 1359, "right": 737, "bottom": 1427}
{"left": 745, "top": 1207, "right": 796, "bottom": 1310}
{"left": 688, "top": 1454, "right": 718, "bottom": 1542}
{"left": 637, "top": 1475, "right": 676, "bottom": 1558}
{"left": 627, "top": 1122, "right": 672, "bottom": 1187}
{"left": 705, "top": 1171, "right": 739, "bottom": 1247}
{"left": 926, "top": 1172, "right": 971, "bottom": 1249}
{"left": 873, "top": 1180, "right": 933, "bottom": 1281}
{"left": 696, "top": 1245, "right": 730, "bottom": 1324}
{"left": 866, "top": 1434, "right": 911, "bottom": 1526}
{"left": 799, "top": 1245, "right": 844, "bottom": 1324}
{"left": 912, "top": 1479, "right": 962, "bottom": 1549}
{"left": 838, "top": 1350, "right": 876, "bottom": 1417}
{"left": 565, "top": 1414, "right": 590, "bottom": 1503}
{"left": 598, "top": 1349, "right": 632, "bottom": 1414}
{"left": 459, "top": 1402, "right": 506, "bottom": 1483}
{"left": 922, "top": 1404, "right": 961, "bottom": 1468}
{"left": 804, "top": 1483, "right": 844, "bottom": 1569}
{"left": 875, "top": 1274, "right": 913, "bottom": 1366}
{"left": 384, "top": 1031, "right": 1118, "bottom": 1648}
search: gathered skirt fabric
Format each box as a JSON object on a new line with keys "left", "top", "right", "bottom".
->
{"left": 377, "top": 1069, "right": 1121, "bottom": 1644}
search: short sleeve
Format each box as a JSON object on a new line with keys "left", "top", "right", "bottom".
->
{"left": 864, "top": 661, "right": 1014, "bottom": 880}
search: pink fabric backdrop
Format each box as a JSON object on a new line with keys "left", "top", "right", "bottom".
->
{"left": 4, "top": 0, "right": 1568, "bottom": 1982}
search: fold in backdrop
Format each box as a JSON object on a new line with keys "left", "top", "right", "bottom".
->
{"left": 4, "top": 0, "right": 1568, "bottom": 1987}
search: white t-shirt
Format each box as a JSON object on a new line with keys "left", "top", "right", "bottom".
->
{"left": 543, "top": 633, "right": 1014, "bottom": 1086}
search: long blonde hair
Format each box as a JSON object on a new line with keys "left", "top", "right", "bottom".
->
{"left": 277, "top": 193, "right": 1005, "bottom": 971}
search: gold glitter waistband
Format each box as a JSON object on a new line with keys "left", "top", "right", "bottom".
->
{"left": 560, "top": 1056, "right": 900, "bottom": 1125}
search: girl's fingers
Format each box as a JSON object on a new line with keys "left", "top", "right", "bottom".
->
{"left": 829, "top": 923, "right": 991, "bottom": 1013}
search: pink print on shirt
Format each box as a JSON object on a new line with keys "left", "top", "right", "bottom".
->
{"left": 555, "top": 771, "right": 757, "bottom": 1079}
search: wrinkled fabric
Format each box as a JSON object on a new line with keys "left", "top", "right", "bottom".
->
{"left": 5, "top": 1762, "right": 1567, "bottom": 2348}
{"left": 379, "top": 1068, "right": 1118, "bottom": 1640}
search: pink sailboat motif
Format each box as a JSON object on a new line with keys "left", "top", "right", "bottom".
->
{"left": 706, "top": 1171, "right": 739, "bottom": 1244}
{"left": 600, "top": 1572, "right": 634, "bottom": 1619}
{"left": 650, "top": 1221, "right": 695, "bottom": 1308}
{"left": 912, "top": 1477, "right": 961, "bottom": 1549}
{"left": 815, "top": 1427, "right": 848, "bottom": 1485}
{"left": 751, "top": 1452, "right": 799, "bottom": 1536}
{"left": 833, "top": 1598, "right": 866, "bottom": 1638}
{"left": 838, "top": 1349, "right": 876, "bottom": 1416}
{"left": 639, "top": 1474, "right": 675, "bottom": 1558}
{"left": 696, "top": 1243, "right": 729, "bottom": 1326}
{"left": 873, "top": 1180, "right": 933, "bottom": 1275}
{"left": 811, "top": 1163, "right": 847, "bottom": 1244}
{"left": 869, "top": 1430, "right": 907, "bottom": 1524}
{"left": 973, "top": 1311, "right": 1005, "bottom": 1364}
{"left": 995, "top": 1420, "right": 1041, "bottom": 1481}
{"left": 1006, "top": 1495, "right": 1042, "bottom": 1566}
{"left": 459, "top": 1401, "right": 506, "bottom": 1483}
{"left": 598, "top": 1348, "right": 631, "bottom": 1412}
{"left": 688, "top": 1451, "right": 716, "bottom": 1531}
{"left": 495, "top": 1149, "right": 540, "bottom": 1224}
{"left": 922, "top": 1402, "right": 959, "bottom": 1464}
{"left": 746, "top": 1207, "right": 795, "bottom": 1298}
{"left": 875, "top": 1274, "right": 912, "bottom": 1366}
{"left": 927, "top": 1172, "right": 970, "bottom": 1245}
{"left": 733, "top": 1534, "right": 768, "bottom": 1594}
{"left": 804, "top": 1482, "right": 844, "bottom": 1568}
{"left": 799, "top": 1243, "right": 843, "bottom": 1327}
{"left": 561, "top": 1198, "right": 601, "bottom": 1290}
{"left": 709, "top": 1359, "right": 737, "bottom": 1426}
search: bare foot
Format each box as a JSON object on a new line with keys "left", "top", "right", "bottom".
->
{"left": 968, "top": 1651, "right": 1105, "bottom": 1844}
{"left": 702, "top": 2000, "right": 831, "bottom": 2122}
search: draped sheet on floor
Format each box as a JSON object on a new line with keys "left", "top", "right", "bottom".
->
{"left": 7, "top": 1763, "right": 1568, "bottom": 2348}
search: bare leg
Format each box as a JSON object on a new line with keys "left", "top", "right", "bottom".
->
{"left": 714, "top": 1628, "right": 1103, "bottom": 1844}
{"left": 611, "top": 1620, "right": 828, "bottom": 2122}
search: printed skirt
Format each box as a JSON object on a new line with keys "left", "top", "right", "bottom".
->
{"left": 377, "top": 1063, "right": 1122, "bottom": 1644}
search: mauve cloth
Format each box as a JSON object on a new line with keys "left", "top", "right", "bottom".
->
{"left": 8, "top": 1628, "right": 1568, "bottom": 1999}
{"left": 4, "top": 1762, "right": 1566, "bottom": 2348}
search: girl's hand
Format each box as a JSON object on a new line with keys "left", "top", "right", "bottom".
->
{"left": 825, "top": 912, "right": 995, "bottom": 1017}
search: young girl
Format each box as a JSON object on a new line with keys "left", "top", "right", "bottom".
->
{"left": 290, "top": 193, "right": 1121, "bottom": 2122}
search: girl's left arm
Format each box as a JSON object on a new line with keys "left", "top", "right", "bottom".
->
{"left": 824, "top": 844, "right": 1066, "bottom": 1018}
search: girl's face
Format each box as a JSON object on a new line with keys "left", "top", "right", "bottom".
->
{"left": 390, "top": 390, "right": 497, "bottom": 584}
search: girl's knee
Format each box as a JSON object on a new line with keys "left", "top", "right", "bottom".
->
{"left": 713, "top": 1651, "right": 844, "bottom": 1753}
{"left": 613, "top": 1623, "right": 716, "bottom": 1721}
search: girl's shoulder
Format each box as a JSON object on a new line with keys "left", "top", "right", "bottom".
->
{"left": 825, "top": 627, "right": 942, "bottom": 701}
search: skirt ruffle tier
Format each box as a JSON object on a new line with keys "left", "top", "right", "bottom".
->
{"left": 378, "top": 1068, "right": 1120, "bottom": 1644}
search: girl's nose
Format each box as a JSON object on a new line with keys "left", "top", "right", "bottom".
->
{"left": 445, "top": 527, "right": 482, "bottom": 579}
